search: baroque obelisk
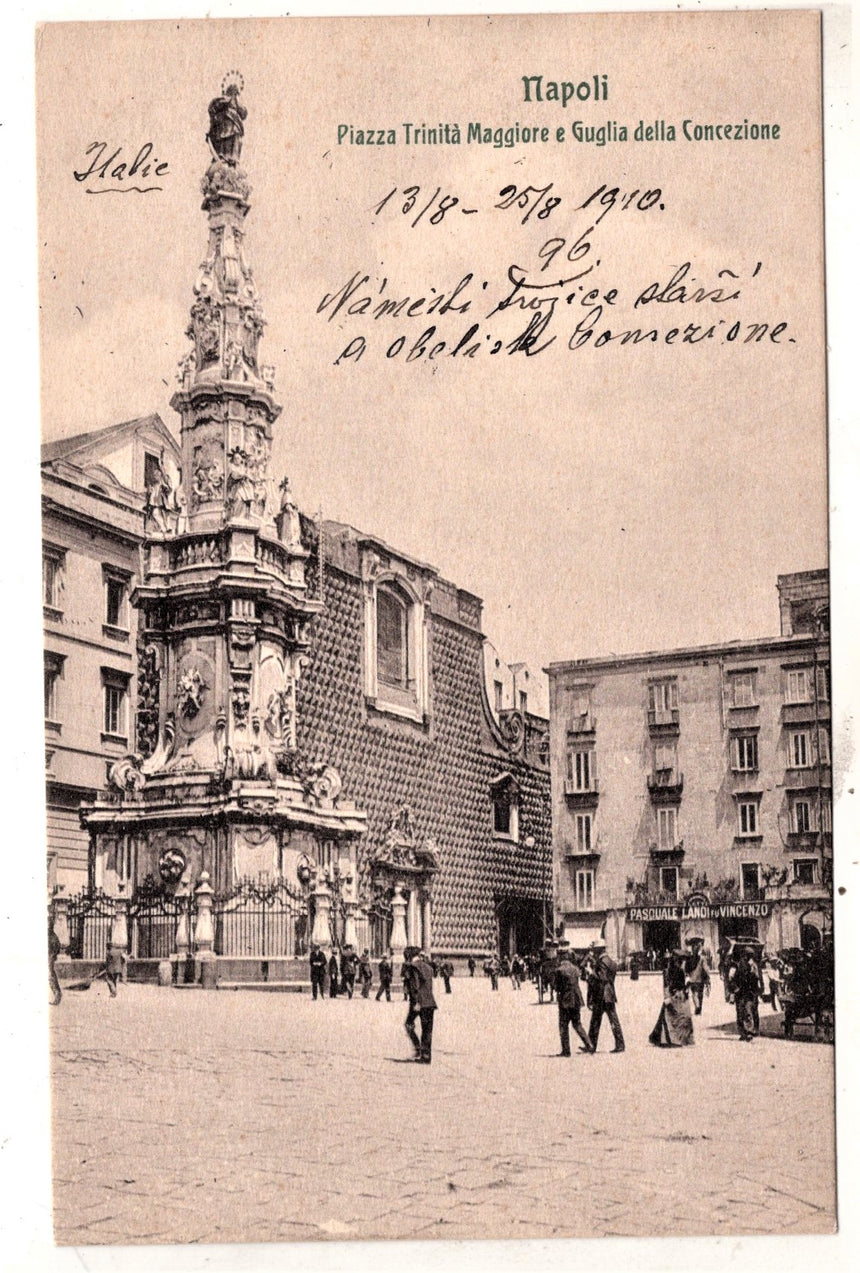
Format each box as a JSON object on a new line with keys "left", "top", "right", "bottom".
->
{"left": 84, "top": 78, "right": 365, "bottom": 929}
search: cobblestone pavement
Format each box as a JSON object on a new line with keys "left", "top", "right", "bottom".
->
{"left": 50, "top": 974, "right": 836, "bottom": 1246}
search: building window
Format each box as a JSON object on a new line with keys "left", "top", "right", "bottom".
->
{"left": 566, "top": 747, "right": 596, "bottom": 792}
{"left": 44, "top": 653, "right": 64, "bottom": 723}
{"left": 659, "top": 866, "right": 678, "bottom": 898}
{"left": 362, "top": 554, "right": 431, "bottom": 723}
{"left": 793, "top": 858, "right": 818, "bottom": 886}
{"left": 654, "top": 742, "right": 677, "bottom": 773}
{"left": 574, "top": 812, "right": 593, "bottom": 854}
{"left": 494, "top": 680, "right": 503, "bottom": 713}
{"left": 104, "top": 572, "right": 129, "bottom": 631}
{"left": 491, "top": 775, "right": 519, "bottom": 842}
{"left": 816, "top": 728, "right": 831, "bottom": 765}
{"left": 791, "top": 798, "right": 812, "bottom": 834}
{"left": 729, "top": 670, "right": 757, "bottom": 708}
{"left": 102, "top": 672, "right": 129, "bottom": 740}
{"left": 741, "top": 862, "right": 761, "bottom": 900}
{"left": 43, "top": 547, "right": 65, "bottom": 614}
{"left": 785, "top": 668, "right": 812, "bottom": 704}
{"left": 144, "top": 450, "right": 162, "bottom": 492}
{"left": 572, "top": 689, "right": 591, "bottom": 720}
{"left": 737, "top": 800, "right": 760, "bottom": 837}
{"left": 575, "top": 868, "right": 595, "bottom": 911}
{"left": 821, "top": 800, "right": 832, "bottom": 834}
{"left": 788, "top": 730, "right": 810, "bottom": 769}
{"left": 816, "top": 665, "right": 830, "bottom": 702}
{"left": 732, "top": 734, "right": 759, "bottom": 772}
{"left": 649, "top": 679, "right": 678, "bottom": 717}
{"left": 377, "top": 585, "right": 409, "bottom": 688}
{"left": 657, "top": 806, "right": 678, "bottom": 850}
{"left": 519, "top": 690, "right": 528, "bottom": 715}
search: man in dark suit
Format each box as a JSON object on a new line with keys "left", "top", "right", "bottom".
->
{"left": 309, "top": 944, "right": 327, "bottom": 1000}
{"left": 554, "top": 943, "right": 593, "bottom": 1055}
{"left": 411, "top": 949, "right": 438, "bottom": 1063}
{"left": 402, "top": 946, "right": 422, "bottom": 1056}
{"left": 586, "top": 943, "right": 626, "bottom": 1053}
{"left": 340, "top": 946, "right": 357, "bottom": 998}
{"left": 376, "top": 950, "right": 393, "bottom": 1001}
{"left": 358, "top": 948, "right": 373, "bottom": 998}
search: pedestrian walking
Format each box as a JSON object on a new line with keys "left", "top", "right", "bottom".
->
{"left": 411, "top": 949, "right": 438, "bottom": 1063}
{"left": 539, "top": 947, "right": 557, "bottom": 1003}
{"left": 402, "top": 946, "right": 422, "bottom": 1057}
{"left": 510, "top": 954, "right": 523, "bottom": 990}
{"left": 376, "top": 951, "right": 393, "bottom": 1001}
{"left": 340, "top": 946, "right": 357, "bottom": 998}
{"left": 484, "top": 954, "right": 499, "bottom": 990}
{"left": 586, "top": 943, "right": 625, "bottom": 1053}
{"left": 649, "top": 950, "right": 694, "bottom": 1046}
{"left": 554, "top": 944, "right": 593, "bottom": 1056}
{"left": 718, "top": 936, "right": 734, "bottom": 1002}
{"left": 93, "top": 943, "right": 126, "bottom": 997}
{"left": 48, "top": 919, "right": 62, "bottom": 1006}
{"left": 440, "top": 959, "right": 453, "bottom": 994}
{"left": 467, "top": 956, "right": 476, "bottom": 978}
{"left": 761, "top": 953, "right": 781, "bottom": 1011}
{"left": 685, "top": 944, "right": 711, "bottom": 1015}
{"left": 309, "top": 944, "right": 327, "bottom": 1000}
{"left": 729, "top": 946, "right": 764, "bottom": 1041}
{"left": 358, "top": 948, "right": 373, "bottom": 998}
{"left": 328, "top": 950, "right": 340, "bottom": 998}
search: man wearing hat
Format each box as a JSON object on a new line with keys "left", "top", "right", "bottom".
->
{"left": 586, "top": 941, "right": 626, "bottom": 1053}
{"left": 412, "top": 949, "right": 438, "bottom": 1063}
{"left": 685, "top": 940, "right": 710, "bottom": 1015}
{"left": 309, "top": 943, "right": 327, "bottom": 1001}
{"left": 554, "top": 942, "right": 593, "bottom": 1056}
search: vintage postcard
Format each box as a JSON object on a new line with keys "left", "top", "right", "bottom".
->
{"left": 33, "top": 7, "right": 843, "bottom": 1260}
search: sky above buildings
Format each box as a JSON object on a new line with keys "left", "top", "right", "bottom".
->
{"left": 36, "top": 15, "right": 828, "bottom": 680}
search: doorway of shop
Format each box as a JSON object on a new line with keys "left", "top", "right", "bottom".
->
{"left": 643, "top": 919, "right": 681, "bottom": 969}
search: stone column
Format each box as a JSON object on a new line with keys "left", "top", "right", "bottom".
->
{"left": 194, "top": 871, "right": 217, "bottom": 988}
{"left": 421, "top": 891, "right": 433, "bottom": 954}
{"left": 52, "top": 893, "right": 70, "bottom": 958}
{"left": 311, "top": 874, "right": 333, "bottom": 953}
{"left": 109, "top": 895, "right": 129, "bottom": 953}
{"left": 390, "top": 882, "right": 408, "bottom": 963}
{"left": 343, "top": 900, "right": 358, "bottom": 950}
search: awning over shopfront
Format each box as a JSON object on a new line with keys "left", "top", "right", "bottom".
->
{"left": 563, "top": 924, "right": 604, "bottom": 948}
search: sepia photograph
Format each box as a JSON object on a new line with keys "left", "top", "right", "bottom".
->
{"left": 13, "top": 3, "right": 857, "bottom": 1268}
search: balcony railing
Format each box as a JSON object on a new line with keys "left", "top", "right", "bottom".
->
{"left": 647, "top": 708, "right": 680, "bottom": 733}
{"left": 568, "top": 714, "right": 596, "bottom": 735}
{"left": 647, "top": 771, "right": 684, "bottom": 802}
{"left": 563, "top": 780, "right": 600, "bottom": 806}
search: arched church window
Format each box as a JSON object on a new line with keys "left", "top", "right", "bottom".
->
{"left": 377, "top": 584, "right": 409, "bottom": 688}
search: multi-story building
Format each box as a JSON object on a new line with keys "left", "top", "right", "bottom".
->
{"left": 43, "top": 434, "right": 551, "bottom": 959}
{"left": 42, "top": 416, "right": 181, "bottom": 890}
{"left": 547, "top": 570, "right": 831, "bottom": 962}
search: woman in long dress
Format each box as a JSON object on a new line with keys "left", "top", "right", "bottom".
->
{"left": 649, "top": 950, "right": 695, "bottom": 1046}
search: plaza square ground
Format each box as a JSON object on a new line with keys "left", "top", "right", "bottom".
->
{"left": 50, "top": 972, "right": 836, "bottom": 1246}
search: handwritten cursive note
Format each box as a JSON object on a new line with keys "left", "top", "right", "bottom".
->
{"left": 73, "top": 142, "right": 169, "bottom": 194}
{"left": 319, "top": 177, "right": 791, "bottom": 366}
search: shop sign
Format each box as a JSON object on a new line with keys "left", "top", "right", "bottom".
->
{"left": 627, "top": 900, "right": 771, "bottom": 923}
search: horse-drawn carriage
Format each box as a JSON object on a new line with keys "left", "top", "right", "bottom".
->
{"left": 778, "top": 946, "right": 835, "bottom": 1043}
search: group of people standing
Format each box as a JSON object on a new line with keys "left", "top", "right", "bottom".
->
{"left": 554, "top": 941, "right": 626, "bottom": 1056}
{"left": 309, "top": 944, "right": 394, "bottom": 1001}
{"left": 308, "top": 945, "right": 456, "bottom": 1003}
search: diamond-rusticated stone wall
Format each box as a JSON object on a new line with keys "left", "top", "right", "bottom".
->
{"left": 296, "top": 556, "right": 552, "bottom": 953}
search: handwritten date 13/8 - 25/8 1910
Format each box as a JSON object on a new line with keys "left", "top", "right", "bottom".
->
{"left": 320, "top": 178, "right": 795, "bottom": 365}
